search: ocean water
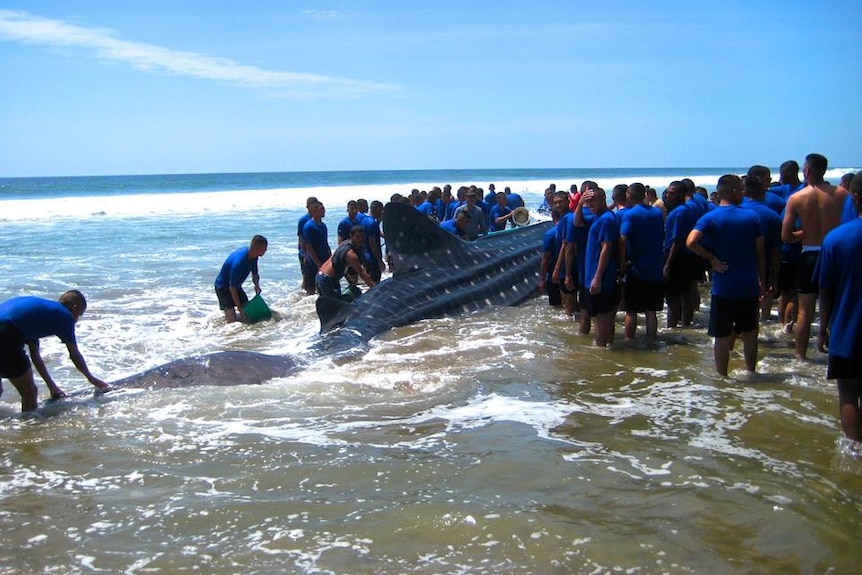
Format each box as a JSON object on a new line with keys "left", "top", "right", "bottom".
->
{"left": 1, "top": 167, "right": 860, "bottom": 574}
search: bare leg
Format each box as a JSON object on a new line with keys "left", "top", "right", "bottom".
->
{"left": 225, "top": 308, "right": 239, "bottom": 324}
{"left": 739, "top": 329, "right": 759, "bottom": 373}
{"left": 10, "top": 369, "right": 39, "bottom": 412}
{"left": 794, "top": 293, "right": 816, "bottom": 360}
{"left": 713, "top": 336, "right": 734, "bottom": 377}
{"left": 594, "top": 312, "right": 614, "bottom": 347}
{"left": 838, "top": 380, "right": 862, "bottom": 442}
{"left": 624, "top": 312, "right": 637, "bottom": 340}
{"left": 645, "top": 310, "right": 658, "bottom": 342}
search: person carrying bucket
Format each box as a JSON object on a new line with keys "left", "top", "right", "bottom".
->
{"left": 214, "top": 235, "right": 268, "bottom": 323}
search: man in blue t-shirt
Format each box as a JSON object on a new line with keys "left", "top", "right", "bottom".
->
{"left": 619, "top": 183, "right": 665, "bottom": 342}
{"left": 687, "top": 175, "right": 765, "bottom": 377}
{"left": 302, "top": 202, "right": 332, "bottom": 296}
{"left": 663, "top": 182, "right": 698, "bottom": 328}
{"left": 362, "top": 200, "right": 386, "bottom": 283}
{"left": 296, "top": 196, "right": 318, "bottom": 294}
{"left": 0, "top": 290, "right": 110, "bottom": 411}
{"left": 742, "top": 175, "right": 783, "bottom": 321}
{"left": 489, "top": 192, "right": 512, "bottom": 233}
{"left": 337, "top": 200, "right": 362, "bottom": 244}
{"left": 440, "top": 210, "right": 470, "bottom": 238}
{"left": 816, "top": 173, "right": 862, "bottom": 441}
{"left": 581, "top": 188, "right": 620, "bottom": 347}
{"left": 214, "top": 235, "right": 268, "bottom": 323}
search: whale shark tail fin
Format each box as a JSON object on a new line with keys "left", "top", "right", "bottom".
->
{"left": 316, "top": 296, "right": 356, "bottom": 334}
{"left": 383, "top": 201, "right": 472, "bottom": 277}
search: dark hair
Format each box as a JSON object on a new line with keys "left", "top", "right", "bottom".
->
{"left": 627, "top": 182, "right": 646, "bottom": 202}
{"left": 370, "top": 200, "right": 384, "bottom": 210}
{"left": 717, "top": 174, "right": 741, "bottom": 199}
{"left": 805, "top": 153, "right": 828, "bottom": 178}
{"left": 59, "top": 289, "right": 87, "bottom": 312}
{"left": 744, "top": 175, "right": 765, "bottom": 197}
{"left": 747, "top": 165, "right": 771, "bottom": 182}
{"left": 350, "top": 225, "right": 365, "bottom": 235}
{"left": 251, "top": 235, "right": 268, "bottom": 247}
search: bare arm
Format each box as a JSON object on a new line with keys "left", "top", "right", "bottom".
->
{"left": 781, "top": 197, "right": 802, "bottom": 244}
{"left": 590, "top": 241, "right": 612, "bottom": 294}
{"left": 348, "top": 252, "right": 376, "bottom": 288}
{"left": 686, "top": 229, "right": 728, "bottom": 273}
{"left": 66, "top": 342, "right": 110, "bottom": 390}
{"left": 28, "top": 340, "right": 66, "bottom": 399}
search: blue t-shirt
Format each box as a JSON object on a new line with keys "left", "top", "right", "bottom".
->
{"left": 506, "top": 192, "right": 525, "bottom": 210}
{"left": 417, "top": 201, "right": 437, "bottom": 218}
{"left": 439, "top": 219, "right": 463, "bottom": 237}
{"left": 362, "top": 216, "right": 382, "bottom": 262}
{"left": 337, "top": 216, "right": 361, "bottom": 241}
{"left": 620, "top": 204, "right": 665, "bottom": 282}
{"left": 0, "top": 296, "right": 77, "bottom": 344}
{"left": 816, "top": 218, "right": 862, "bottom": 357}
{"left": 568, "top": 207, "right": 595, "bottom": 287}
{"left": 302, "top": 219, "right": 331, "bottom": 264}
{"left": 542, "top": 224, "right": 560, "bottom": 280}
{"left": 489, "top": 204, "right": 511, "bottom": 232}
{"left": 664, "top": 204, "right": 694, "bottom": 253}
{"left": 215, "top": 246, "right": 259, "bottom": 290}
{"left": 769, "top": 182, "right": 805, "bottom": 201}
{"left": 585, "top": 210, "right": 619, "bottom": 292}
{"left": 445, "top": 200, "right": 463, "bottom": 221}
{"left": 742, "top": 199, "right": 782, "bottom": 256}
{"left": 763, "top": 191, "right": 786, "bottom": 215}
{"left": 840, "top": 194, "right": 857, "bottom": 225}
{"left": 556, "top": 212, "right": 575, "bottom": 277}
{"left": 693, "top": 205, "right": 764, "bottom": 298}
{"left": 296, "top": 213, "right": 312, "bottom": 256}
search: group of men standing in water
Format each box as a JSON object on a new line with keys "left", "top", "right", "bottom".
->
{"left": 538, "top": 154, "right": 862, "bottom": 441}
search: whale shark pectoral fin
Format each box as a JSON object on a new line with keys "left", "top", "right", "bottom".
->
{"left": 316, "top": 296, "right": 356, "bottom": 334}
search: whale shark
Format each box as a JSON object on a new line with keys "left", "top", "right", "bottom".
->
{"left": 110, "top": 202, "right": 553, "bottom": 390}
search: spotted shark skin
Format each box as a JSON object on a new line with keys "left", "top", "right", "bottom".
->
{"left": 315, "top": 201, "right": 553, "bottom": 345}
{"left": 111, "top": 202, "right": 551, "bottom": 390}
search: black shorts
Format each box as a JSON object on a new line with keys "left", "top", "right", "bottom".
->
{"left": 578, "top": 285, "right": 589, "bottom": 310}
{"left": 777, "top": 260, "right": 797, "bottom": 294}
{"left": 795, "top": 249, "right": 820, "bottom": 294}
{"left": 0, "top": 322, "right": 30, "bottom": 380}
{"left": 586, "top": 285, "right": 620, "bottom": 317}
{"left": 623, "top": 276, "right": 664, "bottom": 313}
{"left": 303, "top": 259, "right": 320, "bottom": 292}
{"left": 215, "top": 285, "right": 249, "bottom": 311}
{"left": 707, "top": 296, "right": 758, "bottom": 338}
{"left": 546, "top": 277, "right": 562, "bottom": 307}
{"left": 828, "top": 353, "right": 862, "bottom": 380}
{"left": 665, "top": 252, "right": 697, "bottom": 296}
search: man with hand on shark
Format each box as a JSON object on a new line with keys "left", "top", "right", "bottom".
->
{"left": 316, "top": 225, "right": 378, "bottom": 301}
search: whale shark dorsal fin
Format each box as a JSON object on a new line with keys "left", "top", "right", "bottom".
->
{"left": 316, "top": 296, "right": 356, "bottom": 334}
{"left": 383, "top": 201, "right": 470, "bottom": 277}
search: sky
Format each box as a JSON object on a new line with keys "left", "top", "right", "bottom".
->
{"left": 0, "top": 1, "right": 859, "bottom": 177}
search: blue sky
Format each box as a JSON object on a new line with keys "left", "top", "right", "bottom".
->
{"left": 1, "top": 1, "right": 859, "bottom": 177}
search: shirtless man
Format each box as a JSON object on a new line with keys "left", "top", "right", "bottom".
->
{"left": 781, "top": 153, "right": 849, "bottom": 360}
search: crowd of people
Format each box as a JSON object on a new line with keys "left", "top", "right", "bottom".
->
{"left": 2, "top": 155, "right": 860, "bottom": 444}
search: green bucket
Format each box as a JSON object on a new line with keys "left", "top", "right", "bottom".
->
{"left": 242, "top": 294, "right": 272, "bottom": 323}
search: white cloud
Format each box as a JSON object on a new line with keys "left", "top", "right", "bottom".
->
{"left": 0, "top": 9, "right": 398, "bottom": 99}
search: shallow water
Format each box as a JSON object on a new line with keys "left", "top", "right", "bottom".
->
{"left": 2, "top": 173, "right": 861, "bottom": 574}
